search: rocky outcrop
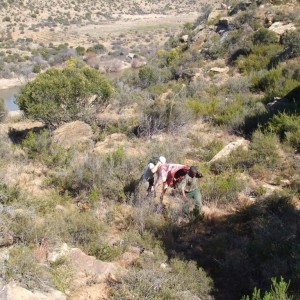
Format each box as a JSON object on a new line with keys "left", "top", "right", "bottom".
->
{"left": 209, "top": 138, "right": 249, "bottom": 163}
{"left": 269, "top": 22, "right": 296, "bottom": 36}
{"left": 53, "top": 121, "right": 93, "bottom": 149}
{"left": 0, "top": 283, "right": 66, "bottom": 300}
{"left": 210, "top": 66, "right": 229, "bottom": 73}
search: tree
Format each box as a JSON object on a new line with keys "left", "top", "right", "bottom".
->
{"left": 75, "top": 46, "right": 86, "bottom": 56}
{"left": 17, "top": 67, "right": 113, "bottom": 127}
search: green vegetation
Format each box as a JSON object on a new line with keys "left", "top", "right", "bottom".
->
{"left": 242, "top": 277, "right": 293, "bottom": 300}
{"left": 1, "top": 1, "right": 300, "bottom": 299}
{"left": 17, "top": 67, "right": 113, "bottom": 127}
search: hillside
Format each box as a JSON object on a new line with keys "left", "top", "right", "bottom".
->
{"left": 0, "top": 0, "right": 219, "bottom": 84}
{"left": 1, "top": 0, "right": 300, "bottom": 299}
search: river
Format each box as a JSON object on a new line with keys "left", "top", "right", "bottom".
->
{"left": 0, "top": 86, "right": 21, "bottom": 111}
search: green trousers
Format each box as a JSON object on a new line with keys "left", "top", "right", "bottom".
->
{"left": 183, "top": 188, "right": 202, "bottom": 217}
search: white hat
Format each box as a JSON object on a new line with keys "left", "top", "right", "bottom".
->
{"left": 159, "top": 156, "right": 166, "bottom": 164}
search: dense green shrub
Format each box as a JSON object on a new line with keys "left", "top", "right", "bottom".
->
{"left": 75, "top": 46, "right": 85, "bottom": 56}
{"left": 251, "top": 68, "right": 300, "bottom": 99}
{"left": 237, "top": 44, "right": 283, "bottom": 73}
{"left": 241, "top": 277, "right": 293, "bottom": 300}
{"left": 22, "top": 129, "right": 71, "bottom": 167}
{"left": 253, "top": 28, "right": 278, "bottom": 45}
{"left": 17, "top": 67, "right": 113, "bottom": 127}
{"left": 269, "top": 113, "right": 300, "bottom": 152}
{"left": 282, "top": 29, "right": 300, "bottom": 57}
{"left": 0, "top": 183, "right": 20, "bottom": 205}
{"left": 250, "top": 130, "right": 281, "bottom": 168}
{"left": 202, "top": 171, "right": 244, "bottom": 206}
{"left": 138, "top": 65, "right": 159, "bottom": 88}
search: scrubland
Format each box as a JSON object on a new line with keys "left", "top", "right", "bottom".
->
{"left": 1, "top": 0, "right": 300, "bottom": 299}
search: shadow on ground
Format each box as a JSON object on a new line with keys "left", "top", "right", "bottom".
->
{"left": 159, "top": 193, "right": 300, "bottom": 299}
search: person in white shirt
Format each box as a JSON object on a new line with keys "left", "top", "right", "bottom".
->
{"left": 142, "top": 156, "right": 166, "bottom": 193}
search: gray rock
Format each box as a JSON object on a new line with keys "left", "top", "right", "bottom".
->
{"left": 210, "top": 139, "right": 249, "bottom": 163}
{"left": 53, "top": 121, "right": 93, "bottom": 149}
{"left": 0, "top": 283, "right": 66, "bottom": 300}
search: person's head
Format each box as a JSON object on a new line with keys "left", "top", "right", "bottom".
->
{"left": 189, "top": 166, "right": 202, "bottom": 178}
{"left": 159, "top": 156, "right": 166, "bottom": 164}
{"left": 189, "top": 166, "right": 198, "bottom": 177}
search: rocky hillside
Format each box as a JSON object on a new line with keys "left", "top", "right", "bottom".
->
{"left": 1, "top": 0, "right": 300, "bottom": 299}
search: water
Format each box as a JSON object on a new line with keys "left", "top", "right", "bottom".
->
{"left": 0, "top": 86, "right": 21, "bottom": 111}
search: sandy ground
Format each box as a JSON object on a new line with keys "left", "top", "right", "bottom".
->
{"left": 0, "top": 78, "right": 27, "bottom": 90}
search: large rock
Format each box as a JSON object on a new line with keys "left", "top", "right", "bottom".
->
{"left": 53, "top": 121, "right": 93, "bottom": 149}
{"left": 210, "top": 138, "right": 249, "bottom": 163}
{"left": 47, "top": 243, "right": 70, "bottom": 264}
{"left": 69, "top": 248, "right": 126, "bottom": 283}
{"left": 207, "top": 9, "right": 227, "bottom": 22}
{"left": 0, "top": 283, "right": 66, "bottom": 300}
{"left": 269, "top": 22, "right": 296, "bottom": 36}
{"left": 210, "top": 66, "right": 229, "bottom": 73}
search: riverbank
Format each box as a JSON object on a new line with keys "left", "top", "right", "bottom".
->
{"left": 0, "top": 77, "right": 27, "bottom": 90}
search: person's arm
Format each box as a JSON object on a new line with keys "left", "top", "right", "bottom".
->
{"left": 150, "top": 161, "right": 161, "bottom": 174}
{"left": 181, "top": 177, "right": 189, "bottom": 202}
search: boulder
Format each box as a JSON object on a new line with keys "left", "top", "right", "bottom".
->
{"left": 69, "top": 248, "right": 125, "bottom": 283}
{"left": 181, "top": 35, "right": 189, "bottom": 42}
{"left": 209, "top": 138, "right": 249, "bottom": 163}
{"left": 207, "top": 9, "right": 227, "bottom": 22}
{"left": 47, "top": 243, "right": 70, "bottom": 264}
{"left": 210, "top": 66, "right": 229, "bottom": 73}
{"left": 53, "top": 121, "right": 93, "bottom": 149}
{"left": 269, "top": 22, "right": 296, "bottom": 36}
{"left": 0, "top": 283, "right": 66, "bottom": 300}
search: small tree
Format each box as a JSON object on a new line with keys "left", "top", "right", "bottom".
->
{"left": 75, "top": 46, "right": 86, "bottom": 56}
{"left": 17, "top": 67, "right": 113, "bottom": 127}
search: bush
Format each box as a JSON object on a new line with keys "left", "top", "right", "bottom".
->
{"left": 241, "top": 277, "right": 293, "bottom": 300}
{"left": 268, "top": 113, "right": 300, "bottom": 152}
{"left": 237, "top": 44, "right": 283, "bottom": 73}
{"left": 253, "top": 28, "right": 278, "bottom": 45}
{"left": 17, "top": 67, "right": 113, "bottom": 127}
{"left": 4, "top": 245, "right": 50, "bottom": 289}
{"left": 250, "top": 130, "right": 281, "bottom": 169}
{"left": 75, "top": 46, "right": 85, "bottom": 56}
{"left": 0, "top": 97, "right": 7, "bottom": 122}
{"left": 202, "top": 171, "right": 244, "bottom": 206}
{"left": 112, "top": 257, "right": 213, "bottom": 300}
{"left": 138, "top": 65, "right": 159, "bottom": 88}
{"left": 251, "top": 68, "right": 300, "bottom": 100}
{"left": 50, "top": 148, "right": 142, "bottom": 201}
{"left": 50, "top": 257, "right": 73, "bottom": 293}
{"left": 282, "top": 29, "right": 300, "bottom": 57}
{"left": 22, "top": 129, "right": 71, "bottom": 167}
